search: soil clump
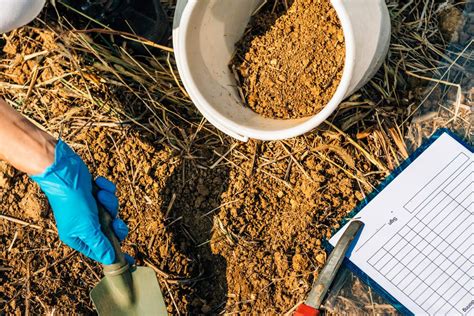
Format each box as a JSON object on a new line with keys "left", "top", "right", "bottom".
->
{"left": 232, "top": 0, "right": 345, "bottom": 119}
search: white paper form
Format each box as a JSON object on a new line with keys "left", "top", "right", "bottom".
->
{"left": 329, "top": 132, "right": 473, "bottom": 315}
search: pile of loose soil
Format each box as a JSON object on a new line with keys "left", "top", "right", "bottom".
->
{"left": 1, "top": 126, "right": 231, "bottom": 314}
{"left": 0, "top": 25, "right": 230, "bottom": 314}
{"left": 232, "top": 0, "right": 345, "bottom": 119}
{"left": 1, "top": 127, "right": 391, "bottom": 315}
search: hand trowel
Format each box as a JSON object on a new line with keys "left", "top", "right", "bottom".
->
{"left": 90, "top": 203, "right": 168, "bottom": 315}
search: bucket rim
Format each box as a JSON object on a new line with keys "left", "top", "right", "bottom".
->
{"left": 177, "top": 0, "right": 356, "bottom": 141}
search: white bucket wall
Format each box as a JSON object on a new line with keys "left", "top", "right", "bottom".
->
{"left": 336, "top": 0, "right": 391, "bottom": 95}
{"left": 173, "top": 0, "right": 391, "bottom": 141}
{"left": 0, "top": 0, "right": 46, "bottom": 33}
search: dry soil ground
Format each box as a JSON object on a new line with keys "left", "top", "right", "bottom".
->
{"left": 0, "top": 0, "right": 472, "bottom": 315}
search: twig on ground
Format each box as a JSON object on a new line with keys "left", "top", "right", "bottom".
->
{"left": 0, "top": 214, "right": 56, "bottom": 234}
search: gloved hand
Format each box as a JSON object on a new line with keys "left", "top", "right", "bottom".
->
{"left": 30, "top": 139, "right": 130, "bottom": 265}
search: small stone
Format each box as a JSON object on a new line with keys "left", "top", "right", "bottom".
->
{"left": 194, "top": 196, "right": 205, "bottom": 208}
{"left": 292, "top": 253, "right": 307, "bottom": 272}
{"left": 316, "top": 252, "right": 326, "bottom": 265}
{"left": 337, "top": 32, "right": 344, "bottom": 42}
{"left": 201, "top": 305, "right": 212, "bottom": 313}
{"left": 0, "top": 173, "right": 7, "bottom": 187}
{"left": 197, "top": 183, "right": 210, "bottom": 197}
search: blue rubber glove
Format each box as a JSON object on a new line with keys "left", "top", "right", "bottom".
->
{"left": 30, "top": 139, "right": 130, "bottom": 265}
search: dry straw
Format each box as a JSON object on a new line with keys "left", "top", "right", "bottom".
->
{"left": 0, "top": 0, "right": 471, "bottom": 314}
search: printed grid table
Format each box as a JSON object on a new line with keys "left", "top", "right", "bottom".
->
{"left": 367, "top": 153, "right": 473, "bottom": 315}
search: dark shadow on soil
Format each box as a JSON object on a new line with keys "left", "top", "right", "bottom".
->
{"left": 231, "top": 1, "right": 292, "bottom": 64}
{"left": 57, "top": 2, "right": 233, "bottom": 313}
{"left": 158, "top": 158, "right": 230, "bottom": 314}
{"left": 58, "top": 3, "right": 232, "bottom": 313}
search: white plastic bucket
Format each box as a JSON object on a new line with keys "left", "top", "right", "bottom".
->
{"left": 173, "top": 0, "right": 391, "bottom": 141}
{"left": 0, "top": 0, "right": 46, "bottom": 33}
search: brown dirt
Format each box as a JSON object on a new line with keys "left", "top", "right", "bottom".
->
{"left": 1, "top": 125, "right": 386, "bottom": 315}
{"left": 210, "top": 135, "right": 378, "bottom": 314}
{"left": 0, "top": 25, "right": 230, "bottom": 314}
{"left": 1, "top": 1, "right": 471, "bottom": 315}
{"left": 438, "top": 6, "right": 465, "bottom": 43}
{"left": 231, "top": 0, "right": 345, "bottom": 119}
{"left": 1, "top": 126, "right": 230, "bottom": 314}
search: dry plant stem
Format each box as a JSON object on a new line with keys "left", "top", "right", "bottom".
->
{"left": 59, "top": 2, "right": 172, "bottom": 53}
{"left": 7, "top": 231, "right": 19, "bottom": 252}
{"left": 0, "top": 214, "right": 56, "bottom": 234}
{"left": 163, "top": 281, "right": 181, "bottom": 316}
{"left": 25, "top": 258, "right": 31, "bottom": 316}
{"left": 325, "top": 122, "right": 389, "bottom": 174}
{"left": 81, "top": 259, "right": 101, "bottom": 281}
{"left": 201, "top": 199, "right": 240, "bottom": 218}
{"left": 401, "top": 39, "right": 473, "bottom": 126}
{"left": 31, "top": 251, "right": 76, "bottom": 277}
{"left": 143, "top": 259, "right": 205, "bottom": 285}
{"left": 406, "top": 70, "right": 462, "bottom": 121}
{"left": 14, "top": 251, "right": 77, "bottom": 285}
{"left": 283, "top": 300, "right": 305, "bottom": 316}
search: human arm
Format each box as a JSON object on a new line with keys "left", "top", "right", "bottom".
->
{"left": 0, "top": 99, "right": 129, "bottom": 264}
{"left": 0, "top": 98, "right": 56, "bottom": 174}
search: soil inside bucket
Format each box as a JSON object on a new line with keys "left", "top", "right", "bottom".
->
{"left": 231, "top": 0, "right": 345, "bottom": 119}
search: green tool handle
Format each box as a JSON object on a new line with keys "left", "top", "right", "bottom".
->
{"left": 97, "top": 202, "right": 129, "bottom": 275}
{"left": 94, "top": 184, "right": 135, "bottom": 307}
{"left": 93, "top": 184, "right": 128, "bottom": 274}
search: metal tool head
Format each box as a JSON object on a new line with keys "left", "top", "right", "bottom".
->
{"left": 306, "top": 220, "right": 364, "bottom": 309}
{"left": 91, "top": 266, "right": 167, "bottom": 316}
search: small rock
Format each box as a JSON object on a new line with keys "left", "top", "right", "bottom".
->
{"left": 292, "top": 253, "right": 306, "bottom": 271}
{"left": 316, "top": 252, "right": 326, "bottom": 265}
{"left": 196, "top": 183, "right": 210, "bottom": 197}
{"left": 0, "top": 173, "right": 8, "bottom": 188}
{"left": 337, "top": 32, "right": 344, "bottom": 42}
{"left": 201, "top": 305, "right": 212, "bottom": 313}
{"left": 194, "top": 196, "right": 205, "bottom": 208}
